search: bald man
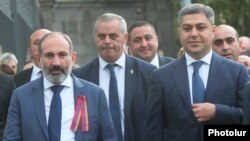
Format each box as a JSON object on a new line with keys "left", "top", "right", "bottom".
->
{"left": 14, "top": 29, "right": 51, "bottom": 87}
{"left": 212, "top": 24, "right": 241, "bottom": 61}
{"left": 239, "top": 36, "right": 250, "bottom": 54}
{"left": 237, "top": 55, "right": 250, "bottom": 70}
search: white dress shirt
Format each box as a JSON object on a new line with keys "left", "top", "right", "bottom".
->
{"left": 44, "top": 75, "right": 75, "bottom": 141}
{"left": 30, "top": 65, "right": 42, "bottom": 81}
{"left": 99, "top": 53, "right": 126, "bottom": 137}
{"left": 185, "top": 49, "right": 212, "bottom": 104}
{"left": 150, "top": 54, "right": 160, "bottom": 68}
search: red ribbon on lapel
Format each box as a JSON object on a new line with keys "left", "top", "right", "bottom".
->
{"left": 70, "top": 96, "right": 89, "bottom": 132}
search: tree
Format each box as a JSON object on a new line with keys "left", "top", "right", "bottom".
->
{"left": 193, "top": 0, "right": 250, "bottom": 37}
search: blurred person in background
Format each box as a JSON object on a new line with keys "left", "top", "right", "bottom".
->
{"left": 0, "top": 64, "right": 15, "bottom": 75}
{"left": 14, "top": 29, "right": 51, "bottom": 87}
{"left": 177, "top": 47, "right": 185, "bottom": 58}
{"left": 239, "top": 36, "right": 250, "bottom": 54}
{"left": 212, "top": 24, "right": 241, "bottom": 61}
{"left": 0, "top": 52, "right": 18, "bottom": 74}
{"left": 237, "top": 55, "right": 250, "bottom": 70}
{"left": 0, "top": 73, "right": 15, "bottom": 140}
{"left": 128, "top": 20, "right": 174, "bottom": 68}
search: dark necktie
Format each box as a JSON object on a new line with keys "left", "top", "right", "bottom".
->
{"left": 192, "top": 61, "right": 205, "bottom": 103}
{"left": 106, "top": 64, "right": 123, "bottom": 141}
{"left": 48, "top": 85, "right": 64, "bottom": 141}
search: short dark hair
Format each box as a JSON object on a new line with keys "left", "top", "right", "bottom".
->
{"left": 178, "top": 3, "right": 214, "bottom": 26}
{"left": 128, "top": 21, "right": 157, "bottom": 40}
{"left": 38, "top": 32, "right": 73, "bottom": 56}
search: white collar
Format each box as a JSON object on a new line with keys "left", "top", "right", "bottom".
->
{"left": 150, "top": 54, "right": 159, "bottom": 68}
{"left": 185, "top": 49, "right": 212, "bottom": 66}
{"left": 99, "top": 52, "right": 126, "bottom": 70}
{"left": 32, "top": 64, "right": 41, "bottom": 74}
{"left": 43, "top": 74, "right": 72, "bottom": 90}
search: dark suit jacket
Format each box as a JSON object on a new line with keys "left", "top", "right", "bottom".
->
{"left": 0, "top": 74, "right": 15, "bottom": 141}
{"left": 243, "top": 82, "right": 250, "bottom": 124}
{"left": 73, "top": 55, "right": 156, "bottom": 141}
{"left": 3, "top": 75, "right": 117, "bottom": 141}
{"left": 145, "top": 52, "right": 249, "bottom": 141}
{"left": 14, "top": 67, "right": 33, "bottom": 88}
{"left": 158, "top": 56, "right": 175, "bottom": 67}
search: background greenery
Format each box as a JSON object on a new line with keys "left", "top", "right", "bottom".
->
{"left": 170, "top": 0, "right": 250, "bottom": 52}
{"left": 196, "top": 0, "right": 250, "bottom": 37}
{"left": 174, "top": 0, "right": 250, "bottom": 37}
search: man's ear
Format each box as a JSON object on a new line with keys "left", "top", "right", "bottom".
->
{"left": 72, "top": 51, "right": 77, "bottom": 64}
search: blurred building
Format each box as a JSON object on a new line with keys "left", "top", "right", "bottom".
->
{"left": 0, "top": 0, "right": 42, "bottom": 71}
{"left": 0, "top": 0, "right": 177, "bottom": 69}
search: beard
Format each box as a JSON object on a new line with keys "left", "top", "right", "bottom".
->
{"left": 42, "top": 64, "right": 72, "bottom": 84}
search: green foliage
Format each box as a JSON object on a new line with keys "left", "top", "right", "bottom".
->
{"left": 170, "top": 0, "right": 250, "bottom": 51}
{"left": 192, "top": 0, "right": 250, "bottom": 36}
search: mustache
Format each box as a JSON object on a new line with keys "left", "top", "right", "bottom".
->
{"left": 102, "top": 45, "right": 114, "bottom": 49}
{"left": 49, "top": 65, "right": 64, "bottom": 73}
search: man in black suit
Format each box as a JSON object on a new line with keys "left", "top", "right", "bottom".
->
{"left": 127, "top": 20, "right": 174, "bottom": 68}
{"left": 14, "top": 29, "right": 51, "bottom": 87}
{"left": 73, "top": 13, "right": 156, "bottom": 141}
{"left": 0, "top": 74, "right": 15, "bottom": 140}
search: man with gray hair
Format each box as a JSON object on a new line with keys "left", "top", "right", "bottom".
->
{"left": 0, "top": 52, "right": 18, "bottom": 74}
{"left": 145, "top": 3, "right": 249, "bottom": 141}
{"left": 74, "top": 13, "right": 156, "bottom": 141}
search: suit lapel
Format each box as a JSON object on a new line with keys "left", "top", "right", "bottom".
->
{"left": 23, "top": 67, "right": 33, "bottom": 83}
{"left": 159, "top": 56, "right": 166, "bottom": 66}
{"left": 72, "top": 75, "right": 85, "bottom": 141}
{"left": 72, "top": 75, "right": 85, "bottom": 105}
{"left": 158, "top": 56, "right": 164, "bottom": 66}
{"left": 88, "top": 58, "right": 99, "bottom": 85}
{"left": 30, "top": 78, "right": 49, "bottom": 140}
{"left": 205, "top": 53, "right": 224, "bottom": 100}
{"left": 124, "top": 56, "right": 138, "bottom": 123}
{"left": 17, "top": 68, "right": 32, "bottom": 86}
{"left": 30, "top": 76, "right": 88, "bottom": 141}
{"left": 173, "top": 56, "right": 192, "bottom": 107}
